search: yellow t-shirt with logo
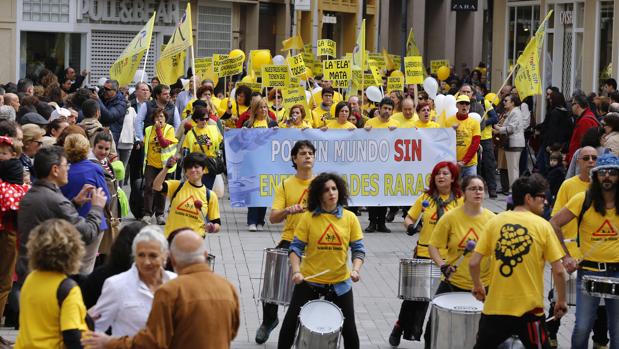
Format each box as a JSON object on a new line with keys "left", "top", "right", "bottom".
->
{"left": 251, "top": 119, "right": 269, "bottom": 128}
{"left": 444, "top": 115, "right": 481, "bottom": 165}
{"left": 15, "top": 270, "right": 88, "bottom": 349}
{"left": 182, "top": 124, "right": 222, "bottom": 158}
{"left": 551, "top": 176, "right": 589, "bottom": 258}
{"left": 414, "top": 120, "right": 441, "bottom": 129}
{"left": 146, "top": 125, "right": 178, "bottom": 169}
{"left": 429, "top": 206, "right": 494, "bottom": 290}
{"left": 391, "top": 113, "right": 418, "bottom": 128}
{"left": 325, "top": 119, "right": 356, "bottom": 129}
{"left": 272, "top": 176, "right": 313, "bottom": 242}
{"left": 480, "top": 100, "right": 495, "bottom": 140}
{"left": 365, "top": 117, "right": 400, "bottom": 129}
{"left": 311, "top": 107, "right": 333, "bottom": 128}
{"left": 270, "top": 105, "right": 286, "bottom": 122}
{"left": 475, "top": 210, "right": 564, "bottom": 317}
{"left": 565, "top": 191, "right": 619, "bottom": 263}
{"left": 311, "top": 90, "right": 343, "bottom": 108}
{"left": 218, "top": 98, "right": 249, "bottom": 128}
{"left": 163, "top": 180, "right": 220, "bottom": 238}
{"left": 295, "top": 209, "right": 363, "bottom": 284}
{"left": 407, "top": 193, "right": 463, "bottom": 258}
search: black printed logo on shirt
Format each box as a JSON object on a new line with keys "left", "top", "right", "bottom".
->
{"left": 494, "top": 223, "right": 533, "bottom": 277}
{"left": 196, "top": 134, "right": 212, "bottom": 147}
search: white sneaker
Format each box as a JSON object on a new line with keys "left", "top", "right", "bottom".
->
{"left": 248, "top": 224, "right": 257, "bottom": 232}
{"left": 257, "top": 224, "right": 264, "bottom": 231}
{"left": 141, "top": 215, "right": 152, "bottom": 224}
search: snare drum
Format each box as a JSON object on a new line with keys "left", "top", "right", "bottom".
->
{"left": 260, "top": 248, "right": 295, "bottom": 305}
{"left": 429, "top": 292, "right": 483, "bottom": 349}
{"left": 295, "top": 300, "right": 343, "bottom": 349}
{"left": 582, "top": 275, "right": 619, "bottom": 299}
{"left": 553, "top": 272, "right": 577, "bottom": 306}
{"left": 207, "top": 253, "right": 216, "bottom": 271}
{"left": 398, "top": 258, "right": 441, "bottom": 301}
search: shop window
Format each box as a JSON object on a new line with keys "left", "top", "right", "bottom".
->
{"left": 507, "top": 5, "right": 540, "bottom": 72}
{"left": 20, "top": 32, "right": 81, "bottom": 80}
{"left": 197, "top": 6, "right": 232, "bottom": 57}
{"left": 598, "top": 0, "right": 613, "bottom": 89}
{"left": 23, "top": 0, "right": 70, "bottom": 23}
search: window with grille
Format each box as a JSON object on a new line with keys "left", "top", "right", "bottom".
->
{"left": 197, "top": 6, "right": 232, "bottom": 57}
{"left": 90, "top": 31, "right": 158, "bottom": 86}
{"left": 23, "top": 0, "right": 70, "bottom": 22}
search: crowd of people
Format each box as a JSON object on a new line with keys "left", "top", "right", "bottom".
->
{"left": 0, "top": 64, "right": 617, "bottom": 349}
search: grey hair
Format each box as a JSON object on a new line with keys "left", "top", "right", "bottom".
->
{"left": 131, "top": 225, "right": 169, "bottom": 256}
{"left": 106, "top": 79, "right": 120, "bottom": 91}
{"left": 170, "top": 234, "right": 206, "bottom": 267}
{"left": 135, "top": 81, "right": 149, "bottom": 90}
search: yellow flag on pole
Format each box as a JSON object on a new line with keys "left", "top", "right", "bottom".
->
{"left": 110, "top": 13, "right": 156, "bottom": 86}
{"left": 382, "top": 48, "right": 395, "bottom": 71}
{"left": 406, "top": 28, "right": 421, "bottom": 57}
{"left": 352, "top": 19, "right": 365, "bottom": 70}
{"left": 156, "top": 3, "right": 193, "bottom": 85}
{"left": 281, "top": 33, "right": 304, "bottom": 51}
{"left": 514, "top": 10, "right": 553, "bottom": 99}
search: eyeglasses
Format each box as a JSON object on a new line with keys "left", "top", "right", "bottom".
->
{"left": 466, "top": 187, "right": 485, "bottom": 192}
{"left": 597, "top": 169, "right": 619, "bottom": 177}
{"left": 580, "top": 155, "right": 598, "bottom": 161}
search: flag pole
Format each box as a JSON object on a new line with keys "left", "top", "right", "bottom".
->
{"left": 140, "top": 46, "right": 151, "bottom": 83}
{"left": 190, "top": 45, "right": 197, "bottom": 98}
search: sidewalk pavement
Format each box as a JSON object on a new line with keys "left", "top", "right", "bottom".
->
{"left": 1, "top": 193, "right": 580, "bottom": 348}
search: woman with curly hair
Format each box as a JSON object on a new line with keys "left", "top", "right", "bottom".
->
{"left": 278, "top": 172, "right": 365, "bottom": 349}
{"left": 61, "top": 133, "right": 110, "bottom": 273}
{"left": 14, "top": 219, "right": 88, "bottom": 349}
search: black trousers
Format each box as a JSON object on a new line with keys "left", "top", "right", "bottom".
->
{"left": 480, "top": 139, "right": 497, "bottom": 191}
{"left": 261, "top": 240, "right": 291, "bottom": 326}
{"left": 277, "top": 282, "right": 359, "bottom": 349}
{"left": 547, "top": 296, "right": 608, "bottom": 345}
{"left": 368, "top": 206, "right": 387, "bottom": 224}
{"left": 423, "top": 281, "right": 470, "bottom": 348}
{"left": 474, "top": 313, "right": 552, "bottom": 349}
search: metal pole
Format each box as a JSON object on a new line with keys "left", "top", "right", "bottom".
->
{"left": 401, "top": 0, "right": 407, "bottom": 72}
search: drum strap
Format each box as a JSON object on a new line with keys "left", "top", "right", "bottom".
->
{"left": 576, "top": 191, "right": 592, "bottom": 247}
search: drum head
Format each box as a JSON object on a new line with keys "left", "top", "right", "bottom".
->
{"left": 432, "top": 292, "right": 483, "bottom": 313}
{"left": 299, "top": 300, "right": 343, "bottom": 334}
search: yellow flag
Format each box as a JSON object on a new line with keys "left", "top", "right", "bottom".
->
{"left": 281, "top": 33, "right": 304, "bottom": 51}
{"left": 382, "top": 48, "right": 395, "bottom": 71}
{"left": 514, "top": 10, "right": 553, "bottom": 99}
{"left": 156, "top": 3, "right": 193, "bottom": 85}
{"left": 406, "top": 28, "right": 421, "bottom": 57}
{"left": 110, "top": 13, "right": 156, "bottom": 86}
{"left": 352, "top": 19, "right": 365, "bottom": 70}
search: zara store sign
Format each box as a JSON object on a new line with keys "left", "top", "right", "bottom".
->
{"left": 77, "top": 0, "right": 180, "bottom": 25}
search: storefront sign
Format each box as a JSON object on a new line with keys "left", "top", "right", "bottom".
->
{"left": 78, "top": 0, "right": 180, "bottom": 25}
{"left": 295, "top": 0, "right": 311, "bottom": 12}
{"left": 451, "top": 0, "right": 478, "bottom": 11}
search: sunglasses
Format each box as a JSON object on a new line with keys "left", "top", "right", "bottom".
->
{"left": 580, "top": 155, "right": 598, "bottom": 161}
{"left": 457, "top": 102, "right": 470, "bottom": 105}
{"left": 598, "top": 169, "right": 619, "bottom": 177}
{"left": 104, "top": 87, "right": 115, "bottom": 92}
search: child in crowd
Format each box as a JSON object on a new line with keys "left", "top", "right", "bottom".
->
{"left": 546, "top": 151, "right": 566, "bottom": 205}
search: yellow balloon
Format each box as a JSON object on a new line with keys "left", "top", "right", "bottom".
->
{"left": 241, "top": 75, "right": 254, "bottom": 83}
{"left": 300, "top": 67, "right": 313, "bottom": 80}
{"left": 390, "top": 70, "right": 404, "bottom": 78}
{"left": 251, "top": 50, "right": 272, "bottom": 71}
{"left": 437, "top": 66, "right": 450, "bottom": 81}
{"left": 229, "top": 49, "right": 246, "bottom": 62}
{"left": 485, "top": 92, "right": 499, "bottom": 106}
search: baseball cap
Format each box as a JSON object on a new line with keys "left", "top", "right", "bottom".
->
{"left": 456, "top": 95, "right": 471, "bottom": 104}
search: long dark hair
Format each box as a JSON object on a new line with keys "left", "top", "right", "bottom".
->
{"left": 307, "top": 172, "right": 349, "bottom": 212}
{"left": 104, "top": 221, "right": 147, "bottom": 273}
{"left": 589, "top": 174, "right": 619, "bottom": 216}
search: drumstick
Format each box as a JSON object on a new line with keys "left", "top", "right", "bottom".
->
{"left": 546, "top": 316, "right": 555, "bottom": 322}
{"left": 446, "top": 240, "right": 476, "bottom": 280}
{"left": 304, "top": 269, "right": 331, "bottom": 280}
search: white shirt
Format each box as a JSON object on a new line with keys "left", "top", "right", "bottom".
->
{"left": 91, "top": 264, "right": 176, "bottom": 336}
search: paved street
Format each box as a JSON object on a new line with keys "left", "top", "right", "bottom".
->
{"left": 1, "top": 193, "right": 579, "bottom": 348}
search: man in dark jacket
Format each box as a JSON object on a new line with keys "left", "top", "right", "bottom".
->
{"left": 96, "top": 79, "right": 127, "bottom": 144}
{"left": 17, "top": 146, "right": 107, "bottom": 279}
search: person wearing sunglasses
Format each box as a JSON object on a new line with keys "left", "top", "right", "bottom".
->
{"left": 19, "top": 124, "right": 45, "bottom": 182}
{"left": 551, "top": 153, "right": 619, "bottom": 349}
{"left": 268, "top": 88, "right": 286, "bottom": 123}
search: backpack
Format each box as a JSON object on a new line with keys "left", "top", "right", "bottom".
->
{"left": 57, "top": 278, "right": 94, "bottom": 330}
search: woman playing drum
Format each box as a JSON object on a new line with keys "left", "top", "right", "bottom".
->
{"left": 389, "top": 161, "right": 463, "bottom": 347}
{"left": 278, "top": 173, "right": 365, "bottom": 349}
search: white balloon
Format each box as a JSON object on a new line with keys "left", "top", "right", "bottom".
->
{"left": 469, "top": 112, "right": 481, "bottom": 123}
{"left": 132, "top": 69, "right": 148, "bottom": 85}
{"left": 272, "top": 55, "right": 286, "bottom": 65}
{"left": 230, "top": 88, "right": 236, "bottom": 100}
{"left": 423, "top": 77, "right": 439, "bottom": 99}
{"left": 366, "top": 86, "right": 383, "bottom": 103}
{"left": 434, "top": 94, "right": 445, "bottom": 115}
{"left": 305, "top": 90, "right": 312, "bottom": 103}
{"left": 444, "top": 94, "right": 457, "bottom": 110}
{"left": 447, "top": 105, "right": 458, "bottom": 117}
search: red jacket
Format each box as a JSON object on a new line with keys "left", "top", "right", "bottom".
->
{"left": 567, "top": 108, "right": 599, "bottom": 163}
{"left": 236, "top": 110, "right": 277, "bottom": 128}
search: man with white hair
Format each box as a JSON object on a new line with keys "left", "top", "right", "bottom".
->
{"left": 83, "top": 229, "right": 240, "bottom": 349}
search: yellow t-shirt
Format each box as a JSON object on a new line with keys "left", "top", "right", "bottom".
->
{"left": 272, "top": 176, "right": 313, "bottom": 242}
{"left": 429, "top": 206, "right": 495, "bottom": 290}
{"left": 15, "top": 270, "right": 88, "bottom": 349}
{"left": 365, "top": 116, "right": 400, "bottom": 128}
{"left": 444, "top": 115, "right": 481, "bottom": 166}
{"left": 218, "top": 98, "right": 249, "bottom": 128}
{"left": 295, "top": 209, "right": 363, "bottom": 284}
{"left": 182, "top": 96, "right": 224, "bottom": 119}
{"left": 311, "top": 90, "right": 343, "bottom": 108}
{"left": 414, "top": 120, "right": 441, "bottom": 129}
{"left": 407, "top": 193, "right": 463, "bottom": 257}
{"left": 311, "top": 107, "right": 333, "bottom": 128}
{"left": 270, "top": 105, "right": 287, "bottom": 122}
{"left": 251, "top": 119, "right": 269, "bottom": 128}
{"left": 163, "top": 180, "right": 220, "bottom": 237}
{"left": 480, "top": 100, "right": 495, "bottom": 140}
{"left": 279, "top": 119, "right": 312, "bottom": 129}
{"left": 145, "top": 125, "right": 178, "bottom": 169}
{"left": 391, "top": 113, "right": 418, "bottom": 128}
{"left": 475, "top": 210, "right": 565, "bottom": 316}
{"left": 565, "top": 191, "right": 619, "bottom": 263}
{"left": 182, "top": 125, "right": 222, "bottom": 158}
{"left": 325, "top": 119, "right": 356, "bottom": 129}
{"left": 551, "top": 176, "right": 589, "bottom": 258}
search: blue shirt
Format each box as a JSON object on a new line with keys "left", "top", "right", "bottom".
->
{"left": 61, "top": 160, "right": 111, "bottom": 230}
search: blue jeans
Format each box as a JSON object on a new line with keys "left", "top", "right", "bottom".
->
{"left": 247, "top": 207, "right": 267, "bottom": 226}
{"left": 571, "top": 268, "right": 619, "bottom": 349}
{"left": 460, "top": 164, "right": 477, "bottom": 178}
